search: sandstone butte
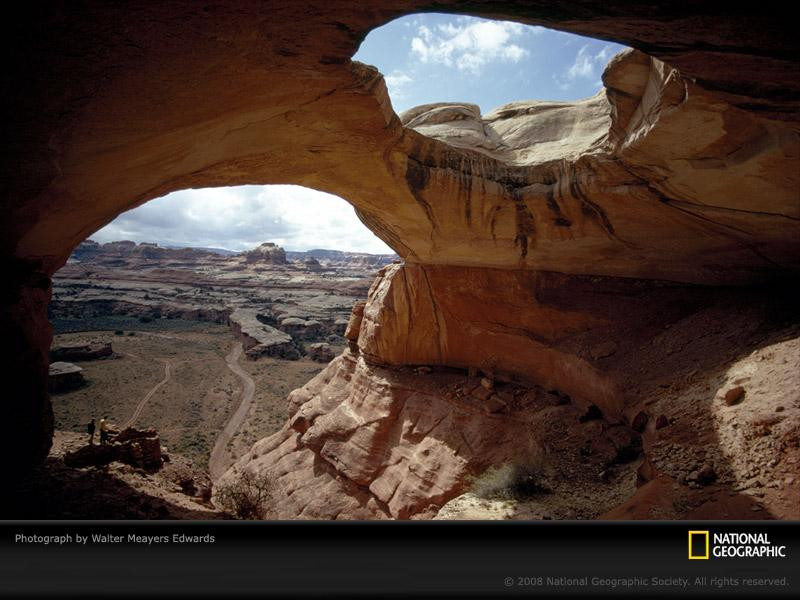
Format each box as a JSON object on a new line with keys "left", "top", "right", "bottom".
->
{"left": 2, "top": 3, "right": 798, "bottom": 519}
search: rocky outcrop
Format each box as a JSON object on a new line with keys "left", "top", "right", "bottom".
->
{"left": 220, "top": 349, "right": 644, "bottom": 519}
{"left": 48, "top": 362, "right": 85, "bottom": 393}
{"left": 228, "top": 309, "right": 299, "bottom": 360}
{"left": 63, "top": 427, "right": 163, "bottom": 470}
{"left": 50, "top": 342, "right": 112, "bottom": 362}
{"left": 244, "top": 243, "right": 287, "bottom": 265}
{"left": 357, "top": 263, "right": 623, "bottom": 415}
{"left": 278, "top": 317, "right": 323, "bottom": 341}
{"left": 344, "top": 301, "right": 366, "bottom": 344}
{"left": 225, "top": 263, "right": 799, "bottom": 518}
{"left": 3, "top": 3, "right": 798, "bottom": 509}
{"left": 307, "top": 342, "right": 334, "bottom": 363}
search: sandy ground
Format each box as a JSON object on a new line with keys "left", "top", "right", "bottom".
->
{"left": 51, "top": 325, "right": 337, "bottom": 477}
{"left": 51, "top": 326, "right": 240, "bottom": 471}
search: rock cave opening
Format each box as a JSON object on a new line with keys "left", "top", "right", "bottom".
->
{"left": 33, "top": 183, "right": 399, "bottom": 518}
{"left": 4, "top": 4, "right": 798, "bottom": 522}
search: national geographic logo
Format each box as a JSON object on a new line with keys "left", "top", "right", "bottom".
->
{"left": 689, "top": 530, "right": 787, "bottom": 559}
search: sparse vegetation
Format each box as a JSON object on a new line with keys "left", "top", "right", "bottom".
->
{"left": 469, "top": 461, "right": 551, "bottom": 501}
{"left": 215, "top": 470, "right": 275, "bottom": 519}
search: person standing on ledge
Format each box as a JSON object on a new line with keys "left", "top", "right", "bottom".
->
{"left": 99, "top": 417, "right": 110, "bottom": 445}
{"left": 87, "top": 418, "right": 96, "bottom": 445}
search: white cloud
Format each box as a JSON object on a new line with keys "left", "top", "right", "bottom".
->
{"left": 555, "top": 44, "right": 615, "bottom": 90}
{"left": 409, "top": 17, "right": 530, "bottom": 74}
{"left": 384, "top": 71, "right": 413, "bottom": 99}
{"left": 595, "top": 45, "right": 614, "bottom": 64}
{"left": 91, "top": 186, "right": 395, "bottom": 254}
{"left": 567, "top": 46, "right": 595, "bottom": 79}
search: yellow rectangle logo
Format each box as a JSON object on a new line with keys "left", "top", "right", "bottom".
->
{"left": 689, "top": 530, "right": 710, "bottom": 560}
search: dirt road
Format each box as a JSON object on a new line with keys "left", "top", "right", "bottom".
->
{"left": 208, "top": 343, "right": 256, "bottom": 481}
{"left": 121, "top": 359, "right": 171, "bottom": 429}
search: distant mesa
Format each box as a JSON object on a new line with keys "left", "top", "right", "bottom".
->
{"left": 303, "top": 257, "right": 323, "bottom": 271}
{"left": 69, "top": 240, "right": 398, "bottom": 271}
{"left": 71, "top": 239, "right": 222, "bottom": 264}
{"left": 286, "top": 248, "right": 397, "bottom": 269}
{"left": 244, "top": 242, "right": 287, "bottom": 265}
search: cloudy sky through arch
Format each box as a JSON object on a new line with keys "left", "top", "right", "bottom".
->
{"left": 92, "top": 14, "right": 626, "bottom": 254}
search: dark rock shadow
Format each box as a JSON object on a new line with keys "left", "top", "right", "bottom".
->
{"left": 2, "top": 456, "right": 229, "bottom": 520}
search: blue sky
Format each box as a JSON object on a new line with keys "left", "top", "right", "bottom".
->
{"left": 91, "top": 15, "right": 625, "bottom": 255}
{"left": 355, "top": 14, "right": 625, "bottom": 114}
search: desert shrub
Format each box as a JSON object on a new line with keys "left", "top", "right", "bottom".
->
{"left": 470, "top": 461, "right": 551, "bottom": 501}
{"left": 114, "top": 330, "right": 124, "bottom": 335}
{"left": 215, "top": 470, "right": 275, "bottom": 519}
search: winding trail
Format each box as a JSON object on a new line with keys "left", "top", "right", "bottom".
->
{"left": 122, "top": 359, "right": 171, "bottom": 429}
{"left": 209, "top": 343, "right": 256, "bottom": 481}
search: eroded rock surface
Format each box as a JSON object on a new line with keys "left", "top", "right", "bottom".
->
{"left": 220, "top": 350, "right": 633, "bottom": 519}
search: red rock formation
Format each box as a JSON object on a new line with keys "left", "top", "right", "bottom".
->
{"left": 2, "top": 3, "right": 797, "bottom": 514}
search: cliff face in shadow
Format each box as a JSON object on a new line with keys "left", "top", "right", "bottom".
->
{"left": 2, "top": 3, "right": 798, "bottom": 516}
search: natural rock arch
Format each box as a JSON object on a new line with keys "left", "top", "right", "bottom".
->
{"left": 3, "top": 2, "right": 798, "bottom": 496}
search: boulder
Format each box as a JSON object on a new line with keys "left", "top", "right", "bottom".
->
{"left": 307, "top": 342, "right": 335, "bottom": 363}
{"left": 724, "top": 386, "right": 746, "bottom": 406}
{"left": 47, "top": 362, "right": 85, "bottom": 393}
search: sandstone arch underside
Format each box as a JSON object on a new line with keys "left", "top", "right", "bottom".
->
{"left": 2, "top": 2, "right": 798, "bottom": 517}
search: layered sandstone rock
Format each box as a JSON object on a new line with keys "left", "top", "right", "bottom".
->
{"left": 50, "top": 342, "right": 112, "bottom": 362}
{"left": 357, "top": 263, "right": 622, "bottom": 415}
{"left": 219, "top": 348, "right": 647, "bottom": 519}
{"left": 3, "top": 3, "right": 797, "bottom": 503}
{"left": 228, "top": 308, "right": 299, "bottom": 360}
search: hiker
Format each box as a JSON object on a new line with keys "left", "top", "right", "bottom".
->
{"left": 87, "top": 418, "right": 96, "bottom": 445}
{"left": 99, "top": 416, "right": 110, "bottom": 445}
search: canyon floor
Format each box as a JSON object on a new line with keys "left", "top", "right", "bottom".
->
{"left": 49, "top": 324, "right": 337, "bottom": 474}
